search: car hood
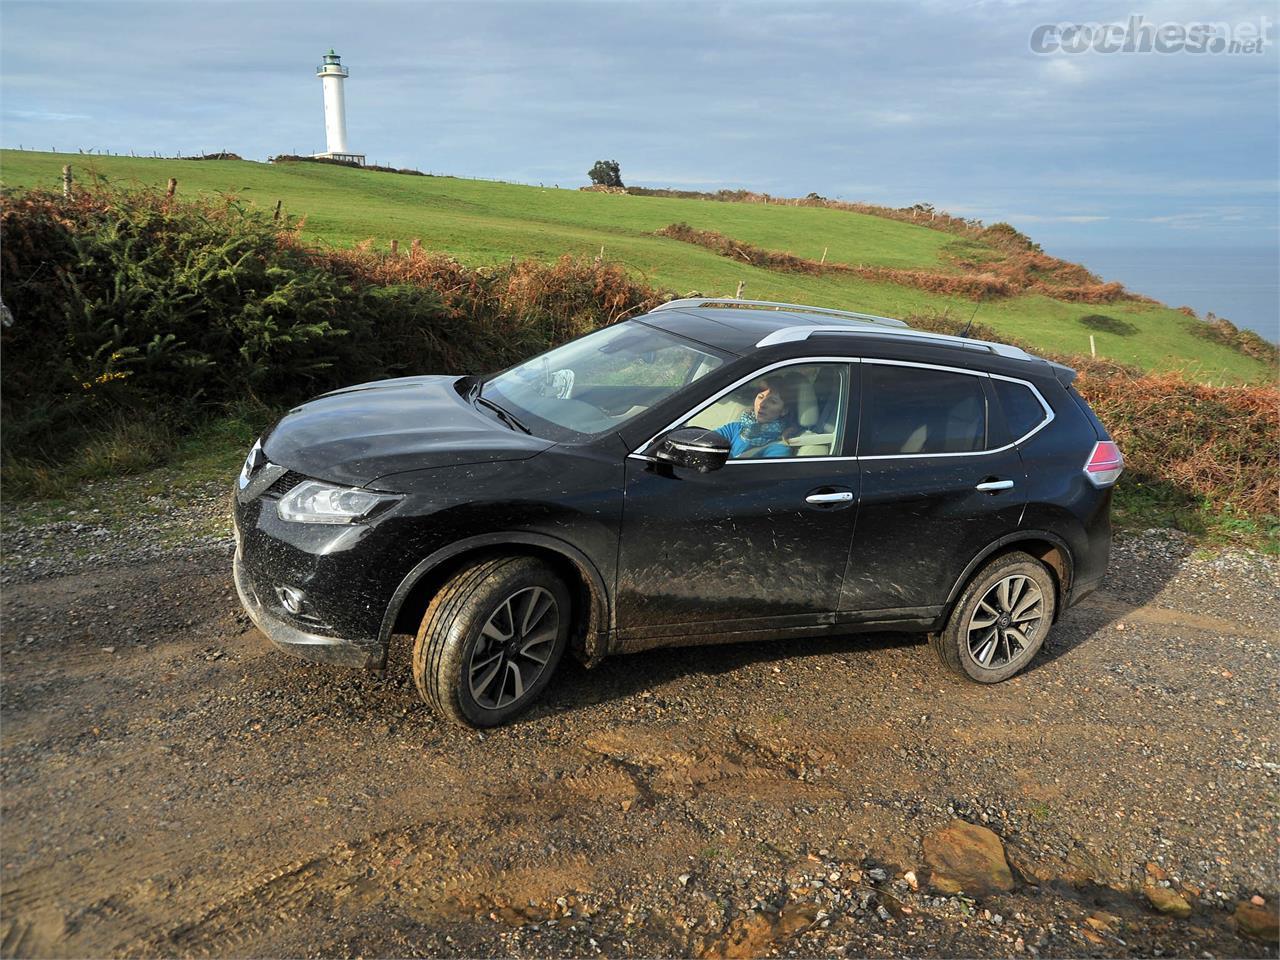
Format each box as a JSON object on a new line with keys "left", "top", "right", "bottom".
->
{"left": 262, "top": 375, "right": 554, "bottom": 486}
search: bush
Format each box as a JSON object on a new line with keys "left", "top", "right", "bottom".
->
{"left": 1191, "top": 313, "right": 1280, "bottom": 366}
{"left": 1, "top": 186, "right": 355, "bottom": 456}
{"left": 1078, "top": 371, "right": 1279, "bottom": 519}
{"left": 0, "top": 184, "right": 666, "bottom": 479}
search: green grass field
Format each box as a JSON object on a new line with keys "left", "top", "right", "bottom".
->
{"left": 2, "top": 149, "right": 1270, "bottom": 383}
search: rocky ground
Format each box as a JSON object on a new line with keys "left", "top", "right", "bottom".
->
{"left": 1, "top": 491, "right": 1278, "bottom": 958}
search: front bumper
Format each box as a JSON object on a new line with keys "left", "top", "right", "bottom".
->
{"left": 233, "top": 546, "right": 384, "bottom": 670}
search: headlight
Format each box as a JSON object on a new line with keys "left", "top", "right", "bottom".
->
{"left": 276, "top": 481, "right": 402, "bottom": 524}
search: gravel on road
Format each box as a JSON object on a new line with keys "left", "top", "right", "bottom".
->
{"left": 2, "top": 492, "right": 1277, "bottom": 958}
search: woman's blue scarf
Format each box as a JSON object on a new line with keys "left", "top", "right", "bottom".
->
{"left": 735, "top": 411, "right": 789, "bottom": 447}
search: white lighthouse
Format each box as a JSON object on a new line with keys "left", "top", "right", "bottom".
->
{"left": 314, "top": 50, "right": 364, "bottom": 165}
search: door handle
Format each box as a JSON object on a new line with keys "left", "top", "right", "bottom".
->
{"left": 806, "top": 491, "right": 854, "bottom": 504}
{"left": 975, "top": 479, "right": 1015, "bottom": 492}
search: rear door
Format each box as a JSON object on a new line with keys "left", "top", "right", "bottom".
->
{"left": 840, "top": 360, "right": 1029, "bottom": 618}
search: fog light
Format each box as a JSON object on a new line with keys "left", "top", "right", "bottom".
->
{"left": 275, "top": 585, "right": 307, "bottom": 615}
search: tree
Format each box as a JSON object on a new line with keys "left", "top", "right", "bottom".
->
{"left": 588, "top": 160, "right": 624, "bottom": 188}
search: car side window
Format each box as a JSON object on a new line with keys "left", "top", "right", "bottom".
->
{"left": 992, "top": 378, "right": 1048, "bottom": 442}
{"left": 681, "top": 363, "right": 851, "bottom": 459}
{"left": 860, "top": 364, "right": 987, "bottom": 456}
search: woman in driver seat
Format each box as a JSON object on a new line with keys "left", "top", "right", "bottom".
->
{"left": 714, "top": 380, "right": 797, "bottom": 458}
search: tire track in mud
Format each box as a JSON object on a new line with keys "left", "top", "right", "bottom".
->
{"left": 107, "top": 727, "right": 852, "bottom": 956}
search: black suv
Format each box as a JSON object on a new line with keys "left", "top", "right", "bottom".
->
{"left": 233, "top": 299, "right": 1122, "bottom": 726}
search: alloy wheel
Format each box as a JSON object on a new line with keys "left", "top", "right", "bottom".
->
{"left": 468, "top": 586, "right": 559, "bottom": 710}
{"left": 965, "top": 574, "right": 1044, "bottom": 670}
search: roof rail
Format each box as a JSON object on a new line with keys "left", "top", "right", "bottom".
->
{"left": 756, "top": 325, "right": 1036, "bottom": 360}
{"left": 651, "top": 298, "right": 909, "bottom": 328}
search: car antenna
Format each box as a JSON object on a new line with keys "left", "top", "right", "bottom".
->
{"left": 961, "top": 301, "right": 981, "bottom": 338}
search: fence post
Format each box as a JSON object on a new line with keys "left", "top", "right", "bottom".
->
{"left": 735, "top": 280, "right": 746, "bottom": 299}
{"left": 166, "top": 178, "right": 177, "bottom": 199}
{"left": 411, "top": 238, "right": 421, "bottom": 258}
{"left": 1090, "top": 335, "right": 1097, "bottom": 358}
{"left": 273, "top": 200, "right": 283, "bottom": 221}
{"left": 389, "top": 239, "right": 399, "bottom": 256}
{"left": 62, "top": 164, "right": 72, "bottom": 198}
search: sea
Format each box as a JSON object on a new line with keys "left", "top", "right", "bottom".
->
{"left": 1049, "top": 245, "right": 1280, "bottom": 344}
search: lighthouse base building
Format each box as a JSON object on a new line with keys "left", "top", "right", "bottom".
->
{"left": 314, "top": 50, "right": 365, "bottom": 166}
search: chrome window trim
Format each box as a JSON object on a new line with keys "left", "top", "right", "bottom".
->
{"left": 627, "top": 357, "right": 1054, "bottom": 464}
{"left": 631, "top": 356, "right": 858, "bottom": 461}
{"left": 987, "top": 370, "right": 1056, "bottom": 447}
{"left": 856, "top": 360, "right": 1054, "bottom": 460}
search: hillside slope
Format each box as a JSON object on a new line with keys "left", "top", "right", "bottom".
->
{"left": 1, "top": 149, "right": 1268, "bottom": 383}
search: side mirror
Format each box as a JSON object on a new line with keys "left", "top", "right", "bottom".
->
{"left": 654, "top": 428, "right": 730, "bottom": 473}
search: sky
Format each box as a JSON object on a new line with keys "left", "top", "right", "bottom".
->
{"left": 2, "top": 0, "right": 1277, "bottom": 257}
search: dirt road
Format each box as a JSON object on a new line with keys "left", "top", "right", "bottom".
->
{"left": 2, "top": 529, "right": 1277, "bottom": 958}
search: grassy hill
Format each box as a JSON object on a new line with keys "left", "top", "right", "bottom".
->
{"left": 1, "top": 149, "right": 1269, "bottom": 383}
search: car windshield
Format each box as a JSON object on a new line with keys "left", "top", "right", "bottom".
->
{"left": 483, "top": 322, "right": 727, "bottom": 440}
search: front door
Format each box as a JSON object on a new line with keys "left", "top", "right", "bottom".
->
{"left": 617, "top": 361, "right": 859, "bottom": 640}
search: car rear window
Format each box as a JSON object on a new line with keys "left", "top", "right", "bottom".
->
{"left": 992, "top": 378, "right": 1049, "bottom": 441}
{"left": 861, "top": 364, "right": 987, "bottom": 456}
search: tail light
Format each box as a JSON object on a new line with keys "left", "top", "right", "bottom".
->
{"left": 1084, "top": 440, "right": 1124, "bottom": 487}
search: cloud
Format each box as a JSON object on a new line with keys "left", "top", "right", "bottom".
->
{"left": 1041, "top": 57, "right": 1086, "bottom": 85}
{"left": 4, "top": 108, "right": 90, "bottom": 122}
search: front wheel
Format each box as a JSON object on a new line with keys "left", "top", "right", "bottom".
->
{"left": 931, "top": 551, "right": 1057, "bottom": 683}
{"left": 413, "top": 557, "right": 570, "bottom": 727}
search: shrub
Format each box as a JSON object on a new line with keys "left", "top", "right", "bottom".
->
{"left": 656, "top": 223, "right": 835, "bottom": 275}
{"left": 1077, "top": 371, "right": 1278, "bottom": 519}
{"left": 1, "top": 186, "right": 354, "bottom": 455}
{"left": 0, "top": 184, "right": 667, "bottom": 475}
{"left": 1191, "top": 313, "right": 1280, "bottom": 366}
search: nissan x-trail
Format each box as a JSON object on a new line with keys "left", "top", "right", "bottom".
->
{"left": 233, "top": 299, "right": 1122, "bottom": 726}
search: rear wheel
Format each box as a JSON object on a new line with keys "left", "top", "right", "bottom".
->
{"left": 413, "top": 556, "right": 570, "bottom": 727}
{"left": 931, "top": 551, "right": 1056, "bottom": 683}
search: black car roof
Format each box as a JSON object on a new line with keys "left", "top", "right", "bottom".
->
{"left": 637, "top": 300, "right": 1075, "bottom": 385}
{"left": 638, "top": 305, "right": 846, "bottom": 355}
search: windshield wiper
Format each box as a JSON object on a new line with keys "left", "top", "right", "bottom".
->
{"left": 475, "top": 396, "right": 532, "bottom": 435}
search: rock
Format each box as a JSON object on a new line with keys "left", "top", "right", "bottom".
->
{"left": 1086, "top": 910, "right": 1121, "bottom": 933}
{"left": 1061, "top": 846, "right": 1106, "bottom": 887}
{"left": 867, "top": 868, "right": 887, "bottom": 882}
{"left": 1251, "top": 895, "right": 1266, "bottom": 907}
{"left": 923, "top": 820, "right": 1015, "bottom": 897}
{"left": 1004, "top": 843, "right": 1057, "bottom": 885}
{"left": 1143, "top": 884, "right": 1192, "bottom": 918}
{"left": 1234, "top": 901, "right": 1279, "bottom": 944}
{"left": 903, "top": 870, "right": 918, "bottom": 891}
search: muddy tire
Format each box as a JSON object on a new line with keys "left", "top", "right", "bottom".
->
{"left": 413, "top": 556, "right": 570, "bottom": 727}
{"left": 931, "top": 551, "right": 1056, "bottom": 683}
